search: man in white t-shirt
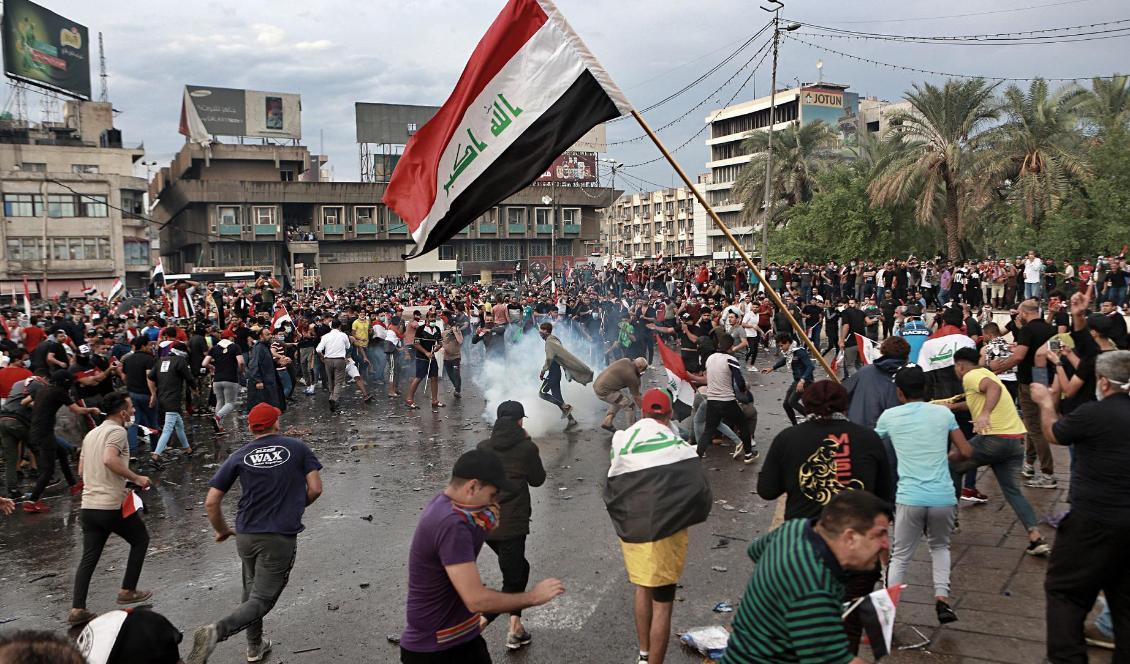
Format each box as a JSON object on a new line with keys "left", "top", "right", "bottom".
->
{"left": 1023, "top": 251, "right": 1044, "bottom": 301}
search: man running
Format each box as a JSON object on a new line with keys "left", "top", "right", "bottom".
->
{"left": 399, "top": 449, "right": 564, "bottom": 663}
{"left": 69, "top": 392, "right": 152, "bottom": 625}
{"left": 406, "top": 310, "right": 442, "bottom": 410}
{"left": 538, "top": 322, "right": 592, "bottom": 430}
{"left": 22, "top": 371, "right": 100, "bottom": 513}
{"left": 187, "top": 403, "right": 323, "bottom": 664}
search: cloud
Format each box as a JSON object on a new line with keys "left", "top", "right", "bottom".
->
{"left": 295, "top": 39, "right": 333, "bottom": 51}
{"left": 253, "top": 23, "right": 286, "bottom": 47}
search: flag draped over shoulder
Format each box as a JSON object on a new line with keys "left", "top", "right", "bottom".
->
{"left": 603, "top": 418, "right": 712, "bottom": 543}
{"left": 383, "top": 0, "right": 632, "bottom": 258}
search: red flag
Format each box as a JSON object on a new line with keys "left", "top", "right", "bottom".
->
{"left": 121, "top": 490, "right": 144, "bottom": 518}
{"left": 271, "top": 305, "right": 293, "bottom": 329}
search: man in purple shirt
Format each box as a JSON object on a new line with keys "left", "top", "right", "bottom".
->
{"left": 400, "top": 449, "right": 565, "bottom": 663}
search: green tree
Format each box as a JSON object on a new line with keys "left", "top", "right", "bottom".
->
{"left": 868, "top": 79, "right": 1000, "bottom": 259}
{"left": 1080, "top": 73, "right": 1130, "bottom": 137}
{"left": 732, "top": 120, "right": 841, "bottom": 225}
{"left": 982, "top": 79, "right": 1091, "bottom": 226}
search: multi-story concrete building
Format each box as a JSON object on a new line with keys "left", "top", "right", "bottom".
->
{"left": 150, "top": 142, "right": 614, "bottom": 286}
{"left": 703, "top": 82, "right": 858, "bottom": 256}
{"left": 0, "top": 100, "right": 148, "bottom": 296}
{"left": 604, "top": 186, "right": 707, "bottom": 260}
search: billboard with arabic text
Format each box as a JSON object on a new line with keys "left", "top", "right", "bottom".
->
{"left": 2, "top": 0, "right": 91, "bottom": 99}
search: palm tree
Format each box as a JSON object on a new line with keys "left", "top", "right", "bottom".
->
{"left": 845, "top": 126, "right": 906, "bottom": 180}
{"left": 1079, "top": 73, "right": 1129, "bottom": 136}
{"left": 869, "top": 79, "right": 1000, "bottom": 259}
{"left": 982, "top": 79, "right": 1091, "bottom": 226}
{"left": 732, "top": 120, "right": 840, "bottom": 224}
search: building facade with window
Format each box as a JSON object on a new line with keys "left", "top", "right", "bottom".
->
{"left": 0, "top": 101, "right": 148, "bottom": 296}
{"left": 604, "top": 186, "right": 708, "bottom": 260}
{"left": 150, "top": 142, "right": 614, "bottom": 286}
{"left": 703, "top": 82, "right": 858, "bottom": 256}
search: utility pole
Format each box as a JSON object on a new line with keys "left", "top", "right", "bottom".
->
{"left": 759, "top": 3, "right": 800, "bottom": 263}
{"left": 98, "top": 32, "right": 109, "bottom": 103}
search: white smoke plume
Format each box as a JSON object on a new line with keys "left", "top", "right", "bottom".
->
{"left": 470, "top": 322, "right": 617, "bottom": 437}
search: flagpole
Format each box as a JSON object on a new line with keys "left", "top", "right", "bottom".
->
{"left": 629, "top": 110, "right": 838, "bottom": 383}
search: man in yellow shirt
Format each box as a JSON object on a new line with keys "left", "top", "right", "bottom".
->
{"left": 350, "top": 312, "right": 371, "bottom": 371}
{"left": 951, "top": 347, "right": 1049, "bottom": 556}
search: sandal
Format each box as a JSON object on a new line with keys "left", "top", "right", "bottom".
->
{"left": 432, "top": 402, "right": 446, "bottom": 409}
{"left": 405, "top": 401, "right": 419, "bottom": 410}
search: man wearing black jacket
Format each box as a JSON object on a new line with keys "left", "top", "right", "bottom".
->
{"left": 475, "top": 401, "right": 546, "bottom": 652}
{"left": 148, "top": 343, "right": 194, "bottom": 463}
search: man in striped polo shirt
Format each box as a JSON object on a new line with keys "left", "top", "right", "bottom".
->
{"left": 723, "top": 490, "right": 892, "bottom": 664}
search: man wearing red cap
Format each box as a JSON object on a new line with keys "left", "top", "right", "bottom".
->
{"left": 186, "top": 403, "right": 323, "bottom": 664}
{"left": 604, "top": 389, "right": 711, "bottom": 664}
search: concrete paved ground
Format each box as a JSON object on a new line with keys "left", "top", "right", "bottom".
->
{"left": 0, "top": 352, "right": 1111, "bottom": 663}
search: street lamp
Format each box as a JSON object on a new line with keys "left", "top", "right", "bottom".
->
{"left": 541, "top": 194, "right": 555, "bottom": 279}
{"left": 759, "top": 4, "right": 802, "bottom": 262}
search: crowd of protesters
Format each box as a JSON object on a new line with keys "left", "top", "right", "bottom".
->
{"left": 0, "top": 247, "right": 1127, "bottom": 664}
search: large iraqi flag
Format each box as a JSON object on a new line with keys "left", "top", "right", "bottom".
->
{"left": 383, "top": 0, "right": 632, "bottom": 258}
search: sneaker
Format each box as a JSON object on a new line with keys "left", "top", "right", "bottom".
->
{"left": 1021, "top": 462, "right": 1035, "bottom": 478}
{"left": 21, "top": 500, "right": 50, "bottom": 513}
{"left": 66, "top": 608, "right": 97, "bottom": 625}
{"left": 1025, "top": 474, "right": 1058, "bottom": 489}
{"left": 1084, "top": 624, "right": 1115, "bottom": 650}
{"left": 304, "top": 385, "right": 316, "bottom": 396}
{"left": 212, "top": 415, "right": 224, "bottom": 433}
{"left": 935, "top": 599, "right": 958, "bottom": 624}
{"left": 505, "top": 629, "right": 532, "bottom": 651}
{"left": 1026, "top": 537, "right": 1051, "bottom": 557}
{"left": 743, "top": 451, "right": 759, "bottom": 465}
{"left": 730, "top": 442, "right": 744, "bottom": 459}
{"left": 247, "top": 638, "right": 273, "bottom": 662}
{"left": 187, "top": 624, "right": 219, "bottom": 664}
{"left": 960, "top": 488, "right": 989, "bottom": 503}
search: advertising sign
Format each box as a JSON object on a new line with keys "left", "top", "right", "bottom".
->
{"left": 801, "top": 87, "right": 844, "bottom": 108}
{"left": 536, "top": 152, "right": 596, "bottom": 183}
{"left": 1, "top": 0, "right": 91, "bottom": 99}
{"left": 182, "top": 85, "right": 302, "bottom": 140}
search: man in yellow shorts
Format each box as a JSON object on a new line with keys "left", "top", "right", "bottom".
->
{"left": 602, "top": 389, "right": 712, "bottom": 664}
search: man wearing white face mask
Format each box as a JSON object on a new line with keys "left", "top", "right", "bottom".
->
{"left": 1031, "top": 351, "right": 1130, "bottom": 662}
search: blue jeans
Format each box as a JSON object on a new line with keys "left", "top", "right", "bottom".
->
{"left": 951, "top": 434, "right": 1037, "bottom": 530}
{"left": 277, "top": 370, "right": 293, "bottom": 399}
{"left": 154, "top": 412, "right": 189, "bottom": 455}
{"left": 366, "top": 346, "right": 386, "bottom": 386}
{"left": 129, "top": 392, "right": 158, "bottom": 431}
{"left": 1024, "top": 282, "right": 1042, "bottom": 300}
{"left": 1104, "top": 286, "right": 1127, "bottom": 307}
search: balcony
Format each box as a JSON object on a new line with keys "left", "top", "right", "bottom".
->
{"left": 388, "top": 223, "right": 408, "bottom": 234}
{"left": 356, "top": 223, "right": 378, "bottom": 234}
{"left": 322, "top": 224, "right": 345, "bottom": 234}
{"left": 254, "top": 224, "right": 278, "bottom": 235}
{"left": 218, "top": 224, "right": 241, "bottom": 236}
{"left": 535, "top": 224, "right": 553, "bottom": 233}
{"left": 478, "top": 223, "right": 497, "bottom": 233}
{"left": 508, "top": 223, "right": 527, "bottom": 234}
{"left": 563, "top": 224, "right": 581, "bottom": 234}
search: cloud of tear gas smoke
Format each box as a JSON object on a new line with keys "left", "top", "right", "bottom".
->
{"left": 471, "top": 323, "right": 610, "bottom": 438}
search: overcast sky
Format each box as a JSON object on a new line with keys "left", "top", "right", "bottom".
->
{"left": 18, "top": 0, "right": 1126, "bottom": 189}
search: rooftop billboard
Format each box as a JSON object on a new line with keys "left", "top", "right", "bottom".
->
{"left": 180, "top": 85, "right": 302, "bottom": 142}
{"left": 1, "top": 0, "right": 91, "bottom": 99}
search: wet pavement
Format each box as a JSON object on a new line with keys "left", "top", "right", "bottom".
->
{"left": 0, "top": 352, "right": 1114, "bottom": 664}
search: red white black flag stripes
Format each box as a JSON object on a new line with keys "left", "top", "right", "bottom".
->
{"left": 384, "top": 0, "right": 631, "bottom": 258}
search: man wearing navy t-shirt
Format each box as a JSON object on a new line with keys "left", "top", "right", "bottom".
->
{"left": 186, "top": 403, "right": 323, "bottom": 664}
{"left": 399, "top": 450, "right": 565, "bottom": 663}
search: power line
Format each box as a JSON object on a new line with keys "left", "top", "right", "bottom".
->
{"left": 45, "top": 177, "right": 218, "bottom": 242}
{"left": 808, "top": 0, "right": 1094, "bottom": 25}
{"left": 788, "top": 18, "right": 1130, "bottom": 45}
{"left": 793, "top": 28, "right": 1130, "bottom": 46}
{"left": 782, "top": 33, "right": 1124, "bottom": 82}
{"left": 792, "top": 17, "right": 1130, "bottom": 40}
{"left": 623, "top": 37, "right": 775, "bottom": 168}
{"left": 609, "top": 37, "right": 773, "bottom": 146}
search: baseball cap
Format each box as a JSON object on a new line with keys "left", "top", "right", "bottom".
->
{"left": 451, "top": 449, "right": 514, "bottom": 492}
{"left": 496, "top": 400, "right": 525, "bottom": 419}
{"left": 641, "top": 388, "right": 672, "bottom": 416}
{"left": 247, "top": 403, "right": 282, "bottom": 433}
